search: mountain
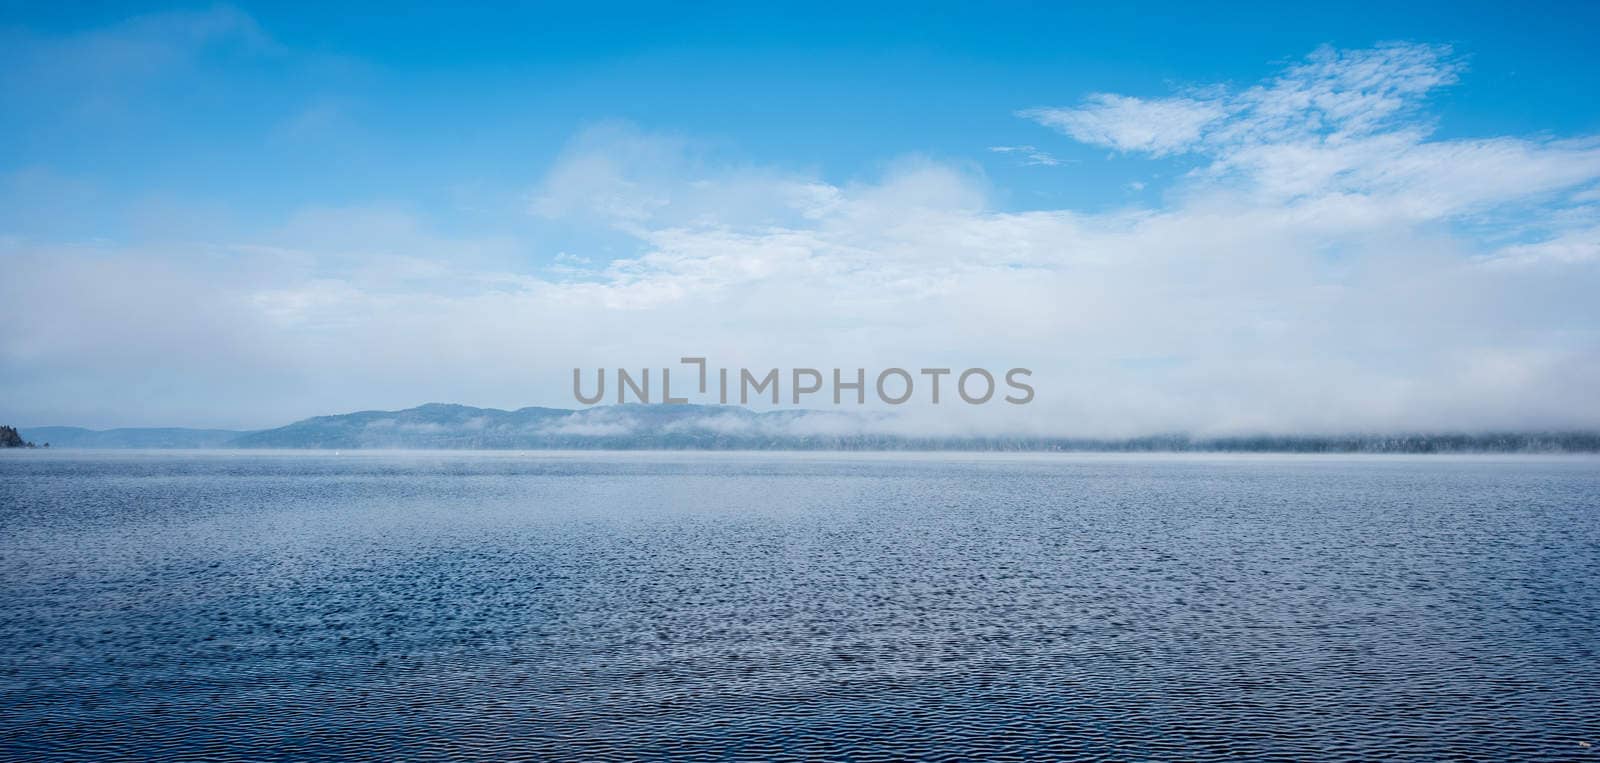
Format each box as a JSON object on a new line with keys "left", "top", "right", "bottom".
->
{"left": 231, "top": 403, "right": 570, "bottom": 449}
{"left": 20, "top": 426, "right": 252, "bottom": 449}
{"left": 207, "top": 404, "right": 1600, "bottom": 452}
{"left": 228, "top": 403, "right": 871, "bottom": 450}
{"left": 19, "top": 405, "right": 1600, "bottom": 452}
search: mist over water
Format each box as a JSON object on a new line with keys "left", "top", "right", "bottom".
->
{"left": 2, "top": 451, "right": 1598, "bottom": 761}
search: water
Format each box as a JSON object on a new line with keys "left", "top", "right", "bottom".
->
{"left": 1, "top": 451, "right": 1597, "bottom": 761}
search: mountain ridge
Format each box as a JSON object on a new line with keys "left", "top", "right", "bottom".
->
{"left": 15, "top": 404, "right": 1600, "bottom": 452}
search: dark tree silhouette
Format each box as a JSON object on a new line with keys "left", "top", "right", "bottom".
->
{"left": 0, "top": 425, "right": 35, "bottom": 448}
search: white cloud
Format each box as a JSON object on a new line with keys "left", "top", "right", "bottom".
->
{"left": 4, "top": 43, "right": 1600, "bottom": 435}
{"left": 1019, "top": 43, "right": 1600, "bottom": 222}
{"left": 988, "top": 145, "right": 1062, "bottom": 166}
{"left": 1021, "top": 43, "right": 1462, "bottom": 159}
{"left": 1020, "top": 94, "right": 1227, "bottom": 156}
{"left": 1477, "top": 224, "right": 1600, "bottom": 269}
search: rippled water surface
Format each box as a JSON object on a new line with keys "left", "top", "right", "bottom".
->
{"left": 2, "top": 451, "right": 1598, "bottom": 761}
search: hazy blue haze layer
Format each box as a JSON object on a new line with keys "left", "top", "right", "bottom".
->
{"left": 19, "top": 403, "right": 1600, "bottom": 452}
{"left": 1, "top": 451, "right": 1597, "bottom": 761}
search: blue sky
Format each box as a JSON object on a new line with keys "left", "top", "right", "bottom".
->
{"left": 3, "top": 3, "right": 1599, "bottom": 432}
{"left": 6, "top": 2, "right": 1598, "bottom": 232}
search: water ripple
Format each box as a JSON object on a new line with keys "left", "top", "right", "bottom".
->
{"left": 1, "top": 452, "right": 1598, "bottom": 761}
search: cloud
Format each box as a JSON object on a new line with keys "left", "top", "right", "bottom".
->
{"left": 1016, "top": 42, "right": 1600, "bottom": 223}
{"left": 1021, "top": 43, "right": 1460, "bottom": 158}
{"left": 1477, "top": 224, "right": 1600, "bottom": 269}
{"left": 4, "top": 43, "right": 1600, "bottom": 435}
{"left": 987, "top": 145, "right": 1063, "bottom": 166}
{"left": 1020, "top": 95, "right": 1228, "bottom": 156}
{"left": 528, "top": 122, "right": 842, "bottom": 234}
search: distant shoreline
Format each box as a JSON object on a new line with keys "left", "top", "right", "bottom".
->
{"left": 8, "top": 449, "right": 1600, "bottom": 459}
{"left": 18, "top": 403, "right": 1600, "bottom": 453}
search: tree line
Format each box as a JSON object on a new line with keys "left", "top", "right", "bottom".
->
{"left": 0, "top": 425, "right": 46, "bottom": 448}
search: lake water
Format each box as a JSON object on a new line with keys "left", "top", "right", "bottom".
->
{"left": 2, "top": 451, "right": 1598, "bottom": 761}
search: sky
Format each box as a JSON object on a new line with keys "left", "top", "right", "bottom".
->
{"left": 2, "top": 2, "right": 1599, "bottom": 435}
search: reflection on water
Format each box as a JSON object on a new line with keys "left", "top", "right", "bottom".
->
{"left": 2, "top": 451, "right": 1598, "bottom": 761}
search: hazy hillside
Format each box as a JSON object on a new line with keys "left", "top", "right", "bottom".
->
{"left": 229, "top": 403, "right": 855, "bottom": 450}
{"left": 21, "top": 427, "right": 251, "bottom": 449}
{"left": 222, "top": 404, "right": 1600, "bottom": 452}
{"left": 21, "top": 405, "right": 1600, "bottom": 452}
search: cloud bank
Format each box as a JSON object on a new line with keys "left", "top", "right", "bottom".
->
{"left": 2, "top": 41, "right": 1599, "bottom": 435}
